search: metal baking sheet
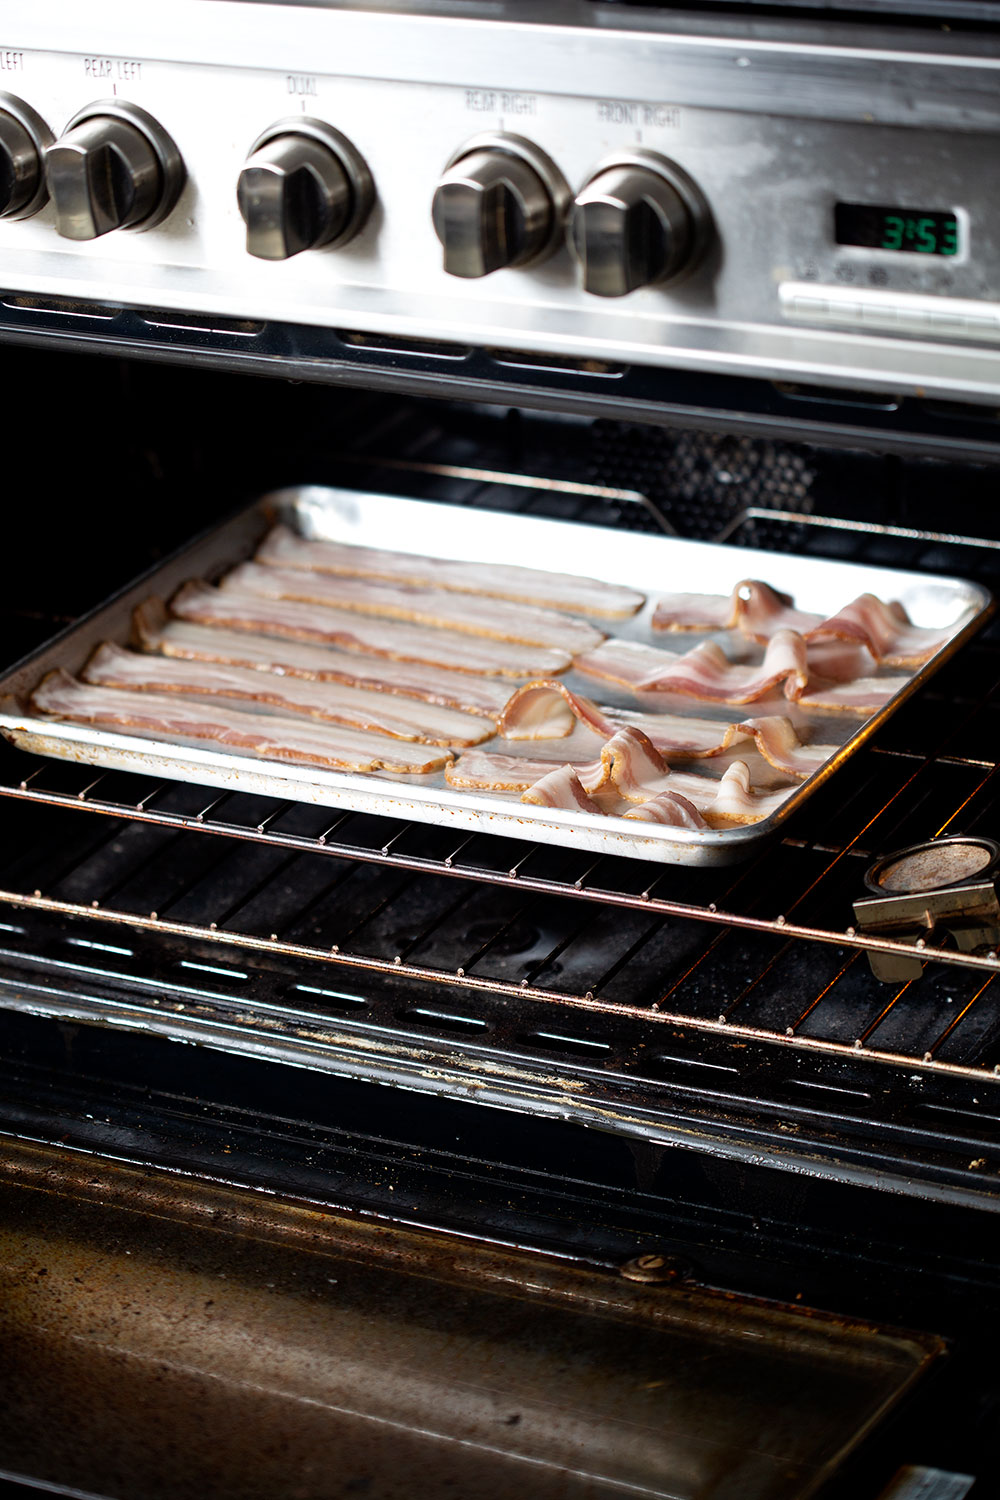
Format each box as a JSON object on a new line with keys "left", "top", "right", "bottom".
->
{"left": 0, "top": 486, "right": 992, "bottom": 867}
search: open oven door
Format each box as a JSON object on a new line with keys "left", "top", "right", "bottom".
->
{"left": 0, "top": 1137, "right": 943, "bottom": 1500}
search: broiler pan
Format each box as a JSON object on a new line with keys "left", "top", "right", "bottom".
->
{"left": 0, "top": 486, "right": 990, "bottom": 868}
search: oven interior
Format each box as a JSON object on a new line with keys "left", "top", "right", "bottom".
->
{"left": 4, "top": 343, "right": 1000, "bottom": 1497}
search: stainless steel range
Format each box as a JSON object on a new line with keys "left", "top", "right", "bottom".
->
{"left": 1, "top": 5, "right": 1000, "bottom": 1500}
{"left": 2, "top": 0, "right": 1000, "bottom": 401}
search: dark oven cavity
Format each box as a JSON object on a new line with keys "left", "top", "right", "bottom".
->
{"left": 3, "top": 351, "right": 1000, "bottom": 1222}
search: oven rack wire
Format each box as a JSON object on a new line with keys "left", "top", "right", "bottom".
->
{"left": 3, "top": 747, "right": 1000, "bottom": 989}
{"left": 1, "top": 705, "right": 1000, "bottom": 1090}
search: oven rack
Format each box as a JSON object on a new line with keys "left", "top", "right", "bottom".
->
{"left": 3, "top": 743, "right": 1000, "bottom": 993}
{"left": 1, "top": 653, "right": 1000, "bottom": 1084}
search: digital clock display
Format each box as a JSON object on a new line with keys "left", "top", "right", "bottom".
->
{"left": 835, "top": 202, "right": 960, "bottom": 257}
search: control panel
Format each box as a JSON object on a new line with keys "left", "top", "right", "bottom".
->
{"left": 0, "top": 0, "right": 999, "bottom": 402}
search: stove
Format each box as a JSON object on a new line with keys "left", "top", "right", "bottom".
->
{"left": 1, "top": 3, "right": 1000, "bottom": 1497}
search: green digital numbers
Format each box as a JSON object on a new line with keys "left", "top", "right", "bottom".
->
{"left": 915, "top": 218, "right": 939, "bottom": 253}
{"left": 838, "top": 203, "right": 961, "bottom": 258}
{"left": 881, "top": 215, "right": 905, "bottom": 251}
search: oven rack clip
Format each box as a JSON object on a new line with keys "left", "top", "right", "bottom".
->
{"left": 854, "top": 837, "right": 1000, "bottom": 982}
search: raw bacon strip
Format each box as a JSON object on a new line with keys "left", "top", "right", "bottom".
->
{"left": 446, "top": 729, "right": 797, "bottom": 824}
{"left": 497, "top": 680, "right": 614, "bottom": 741}
{"left": 651, "top": 591, "right": 738, "bottom": 633}
{"left": 520, "top": 762, "right": 708, "bottom": 828}
{"left": 574, "top": 630, "right": 810, "bottom": 703}
{"left": 651, "top": 763, "right": 794, "bottom": 824}
{"left": 498, "top": 679, "right": 727, "bottom": 753}
{"left": 30, "top": 671, "right": 452, "bottom": 774}
{"left": 521, "top": 766, "right": 605, "bottom": 814}
{"left": 224, "top": 562, "right": 605, "bottom": 655}
{"left": 171, "top": 581, "right": 572, "bottom": 678}
{"left": 600, "top": 713, "right": 835, "bottom": 779}
{"left": 709, "top": 762, "right": 797, "bottom": 825}
{"left": 84, "top": 644, "right": 491, "bottom": 749}
{"left": 256, "top": 524, "right": 645, "bottom": 619}
{"left": 446, "top": 730, "right": 670, "bottom": 800}
{"left": 623, "top": 793, "right": 707, "bottom": 829}
{"left": 134, "top": 603, "right": 512, "bottom": 719}
{"left": 600, "top": 727, "right": 673, "bottom": 802}
{"left": 496, "top": 680, "right": 836, "bottom": 777}
{"left": 806, "top": 641, "right": 876, "bottom": 683}
{"left": 737, "top": 717, "right": 838, "bottom": 779}
{"left": 798, "top": 676, "right": 910, "bottom": 715}
{"left": 737, "top": 581, "right": 824, "bottom": 642}
{"left": 445, "top": 750, "right": 606, "bottom": 794}
{"left": 652, "top": 580, "right": 822, "bottom": 640}
{"left": 806, "top": 594, "right": 952, "bottom": 666}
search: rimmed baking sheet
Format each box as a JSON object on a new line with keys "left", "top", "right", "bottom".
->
{"left": 0, "top": 486, "right": 992, "bottom": 867}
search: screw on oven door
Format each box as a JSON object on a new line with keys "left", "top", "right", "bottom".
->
{"left": 620, "top": 1253, "right": 695, "bottom": 1284}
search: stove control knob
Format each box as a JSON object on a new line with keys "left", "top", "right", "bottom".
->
{"left": 45, "top": 101, "right": 185, "bottom": 239}
{"left": 432, "top": 134, "right": 569, "bottom": 278}
{"left": 570, "top": 152, "right": 710, "bottom": 297}
{"left": 0, "top": 94, "right": 53, "bottom": 219}
{"left": 237, "top": 120, "right": 374, "bottom": 260}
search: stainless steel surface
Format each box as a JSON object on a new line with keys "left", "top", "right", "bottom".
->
{"left": 865, "top": 838, "right": 1000, "bottom": 896}
{"left": 432, "top": 134, "right": 569, "bottom": 278}
{"left": 569, "top": 151, "right": 707, "bottom": 298}
{"left": 238, "top": 116, "right": 374, "bottom": 259}
{"left": 780, "top": 281, "right": 1000, "bottom": 346}
{"left": 879, "top": 1468, "right": 976, "bottom": 1500}
{"left": 2, "top": 1, "right": 1000, "bottom": 400}
{"left": 45, "top": 99, "right": 185, "bottom": 239}
{"left": 0, "top": 1139, "right": 944, "bottom": 1500}
{"left": 0, "top": 94, "right": 52, "bottom": 222}
{"left": 0, "top": 486, "right": 989, "bottom": 868}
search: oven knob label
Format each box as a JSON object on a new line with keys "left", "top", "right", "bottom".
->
{"left": 597, "top": 101, "right": 680, "bottom": 129}
{"left": 82, "top": 58, "right": 143, "bottom": 83}
{"left": 465, "top": 90, "right": 537, "bottom": 117}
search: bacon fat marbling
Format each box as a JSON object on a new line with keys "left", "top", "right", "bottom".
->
{"left": 224, "top": 562, "right": 605, "bottom": 655}
{"left": 171, "top": 581, "right": 572, "bottom": 677}
{"left": 257, "top": 524, "right": 645, "bottom": 619}
{"left": 31, "top": 671, "right": 453, "bottom": 774}
{"left": 85, "top": 643, "right": 491, "bottom": 748}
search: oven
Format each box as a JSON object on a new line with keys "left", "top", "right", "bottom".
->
{"left": 1, "top": 3, "right": 1000, "bottom": 1498}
